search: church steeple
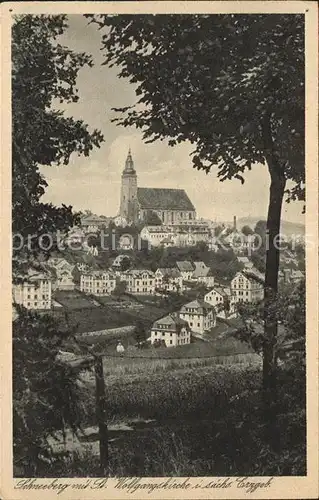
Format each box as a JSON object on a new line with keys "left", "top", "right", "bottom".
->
{"left": 123, "top": 148, "right": 136, "bottom": 175}
{"left": 119, "top": 148, "right": 138, "bottom": 223}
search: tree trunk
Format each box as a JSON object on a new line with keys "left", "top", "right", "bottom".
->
{"left": 262, "top": 114, "right": 286, "bottom": 450}
{"left": 94, "top": 356, "right": 109, "bottom": 475}
{"left": 263, "top": 171, "right": 285, "bottom": 448}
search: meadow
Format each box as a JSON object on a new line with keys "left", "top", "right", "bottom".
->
{"left": 46, "top": 359, "right": 305, "bottom": 478}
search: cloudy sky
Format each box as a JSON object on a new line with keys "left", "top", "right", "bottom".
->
{"left": 40, "top": 14, "right": 304, "bottom": 224}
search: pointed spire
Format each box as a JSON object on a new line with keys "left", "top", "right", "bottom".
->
{"left": 123, "top": 148, "right": 136, "bottom": 174}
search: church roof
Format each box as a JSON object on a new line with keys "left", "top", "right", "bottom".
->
{"left": 137, "top": 188, "right": 195, "bottom": 211}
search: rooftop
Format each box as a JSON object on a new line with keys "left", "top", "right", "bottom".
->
{"left": 176, "top": 261, "right": 194, "bottom": 272}
{"left": 180, "top": 299, "right": 214, "bottom": 313}
{"left": 137, "top": 187, "right": 195, "bottom": 211}
{"left": 152, "top": 313, "right": 189, "bottom": 330}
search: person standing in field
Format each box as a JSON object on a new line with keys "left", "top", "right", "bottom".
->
{"left": 116, "top": 341, "right": 125, "bottom": 354}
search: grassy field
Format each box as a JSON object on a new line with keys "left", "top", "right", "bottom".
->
{"left": 53, "top": 290, "right": 97, "bottom": 310}
{"left": 49, "top": 296, "right": 170, "bottom": 334}
{"left": 50, "top": 361, "right": 305, "bottom": 477}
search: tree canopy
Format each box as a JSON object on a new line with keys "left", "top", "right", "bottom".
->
{"left": 88, "top": 13, "right": 305, "bottom": 444}
{"left": 12, "top": 14, "right": 103, "bottom": 474}
{"left": 241, "top": 225, "right": 254, "bottom": 236}
{"left": 12, "top": 15, "right": 104, "bottom": 266}
{"left": 88, "top": 13, "right": 304, "bottom": 201}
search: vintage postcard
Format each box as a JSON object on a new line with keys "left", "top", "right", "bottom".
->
{"left": 1, "top": 1, "right": 318, "bottom": 499}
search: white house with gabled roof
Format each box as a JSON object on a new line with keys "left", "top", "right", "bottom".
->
{"left": 179, "top": 299, "right": 216, "bottom": 334}
{"left": 204, "top": 286, "right": 236, "bottom": 318}
{"left": 231, "top": 271, "right": 264, "bottom": 303}
{"left": 150, "top": 313, "right": 191, "bottom": 347}
{"left": 13, "top": 269, "right": 52, "bottom": 310}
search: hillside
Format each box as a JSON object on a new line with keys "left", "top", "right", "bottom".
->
{"left": 236, "top": 217, "right": 305, "bottom": 238}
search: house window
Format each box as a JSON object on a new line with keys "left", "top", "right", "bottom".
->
{"left": 170, "top": 340, "right": 172, "bottom": 344}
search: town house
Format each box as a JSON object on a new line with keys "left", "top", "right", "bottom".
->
{"left": 154, "top": 268, "right": 183, "bottom": 293}
{"left": 150, "top": 313, "right": 191, "bottom": 347}
{"left": 204, "top": 286, "right": 236, "bottom": 318}
{"left": 80, "top": 270, "right": 117, "bottom": 296}
{"left": 140, "top": 226, "right": 175, "bottom": 248}
{"left": 191, "top": 261, "right": 215, "bottom": 287}
{"left": 47, "top": 257, "right": 75, "bottom": 291}
{"left": 176, "top": 261, "right": 194, "bottom": 282}
{"left": 231, "top": 271, "right": 264, "bottom": 303}
{"left": 179, "top": 299, "right": 216, "bottom": 334}
{"left": 124, "top": 269, "right": 155, "bottom": 295}
{"left": 13, "top": 269, "right": 52, "bottom": 310}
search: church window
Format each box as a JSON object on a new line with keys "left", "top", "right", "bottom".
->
{"left": 189, "top": 212, "right": 192, "bottom": 220}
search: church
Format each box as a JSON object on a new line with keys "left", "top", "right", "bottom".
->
{"left": 119, "top": 149, "right": 196, "bottom": 225}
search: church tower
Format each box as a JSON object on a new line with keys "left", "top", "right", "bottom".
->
{"left": 119, "top": 149, "right": 138, "bottom": 223}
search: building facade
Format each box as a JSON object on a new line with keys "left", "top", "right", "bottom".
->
{"left": 179, "top": 299, "right": 216, "bottom": 334}
{"left": 122, "top": 269, "right": 155, "bottom": 295}
{"left": 176, "top": 261, "right": 194, "bottom": 282}
{"left": 231, "top": 271, "right": 264, "bottom": 303}
{"left": 119, "top": 150, "right": 196, "bottom": 225}
{"left": 13, "top": 270, "right": 52, "bottom": 310}
{"left": 80, "top": 271, "right": 117, "bottom": 296}
{"left": 204, "top": 286, "right": 236, "bottom": 318}
{"left": 191, "top": 261, "right": 215, "bottom": 287}
{"left": 150, "top": 313, "right": 191, "bottom": 347}
{"left": 47, "top": 258, "right": 75, "bottom": 291}
{"left": 81, "top": 214, "right": 111, "bottom": 234}
{"left": 154, "top": 268, "right": 183, "bottom": 293}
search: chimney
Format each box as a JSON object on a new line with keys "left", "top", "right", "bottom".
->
{"left": 233, "top": 215, "right": 237, "bottom": 231}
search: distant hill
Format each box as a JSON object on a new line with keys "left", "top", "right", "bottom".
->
{"left": 236, "top": 217, "right": 305, "bottom": 238}
{"left": 221, "top": 217, "right": 305, "bottom": 238}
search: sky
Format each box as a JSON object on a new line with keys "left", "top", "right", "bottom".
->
{"left": 39, "top": 15, "right": 304, "bottom": 224}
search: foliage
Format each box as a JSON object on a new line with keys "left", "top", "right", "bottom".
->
{"left": 241, "top": 224, "right": 254, "bottom": 236}
{"left": 12, "top": 15, "right": 103, "bottom": 268}
{"left": 250, "top": 250, "right": 266, "bottom": 274}
{"left": 213, "top": 224, "right": 225, "bottom": 237}
{"left": 112, "top": 280, "right": 127, "bottom": 299}
{"left": 134, "top": 320, "right": 148, "bottom": 344}
{"left": 119, "top": 256, "right": 131, "bottom": 272}
{"left": 254, "top": 219, "right": 267, "bottom": 241}
{"left": 28, "top": 363, "right": 305, "bottom": 477}
{"left": 234, "top": 279, "right": 305, "bottom": 364}
{"left": 89, "top": 14, "right": 304, "bottom": 200}
{"left": 13, "top": 308, "right": 86, "bottom": 475}
{"left": 12, "top": 14, "right": 103, "bottom": 474}
{"left": 88, "top": 13, "right": 305, "bottom": 425}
